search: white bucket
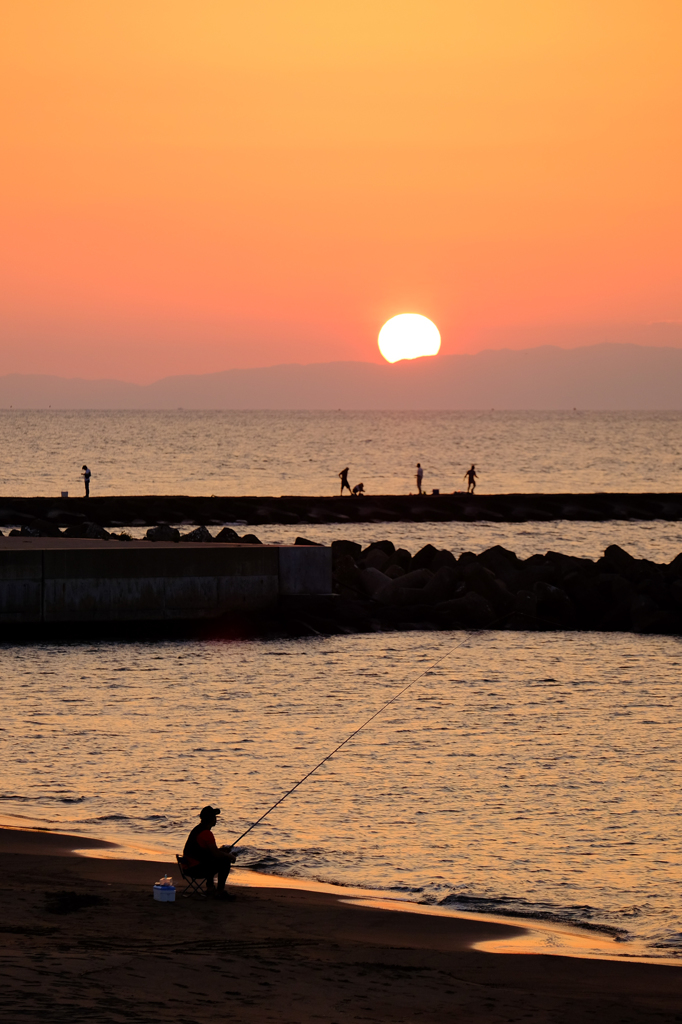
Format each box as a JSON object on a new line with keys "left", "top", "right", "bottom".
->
{"left": 153, "top": 884, "right": 176, "bottom": 902}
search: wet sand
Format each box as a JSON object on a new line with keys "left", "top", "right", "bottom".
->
{"left": 1, "top": 826, "right": 680, "bottom": 1023}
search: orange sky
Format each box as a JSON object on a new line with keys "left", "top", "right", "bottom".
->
{"left": 1, "top": 1, "right": 681, "bottom": 382}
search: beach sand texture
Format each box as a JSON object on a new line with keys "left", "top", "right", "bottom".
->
{"left": 1, "top": 827, "right": 681, "bottom": 1024}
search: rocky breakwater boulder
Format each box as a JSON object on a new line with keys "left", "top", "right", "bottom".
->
{"left": 62, "top": 521, "right": 112, "bottom": 540}
{"left": 13, "top": 518, "right": 64, "bottom": 538}
{"left": 147, "top": 523, "right": 181, "bottom": 542}
{"left": 145, "top": 524, "right": 261, "bottom": 544}
{"left": 328, "top": 540, "right": 682, "bottom": 636}
{"left": 179, "top": 525, "right": 214, "bottom": 543}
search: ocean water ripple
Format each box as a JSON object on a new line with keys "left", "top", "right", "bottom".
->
{"left": 1, "top": 630, "right": 681, "bottom": 956}
{"left": 0, "top": 409, "right": 681, "bottom": 496}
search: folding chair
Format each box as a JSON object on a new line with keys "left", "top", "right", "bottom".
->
{"left": 176, "top": 854, "right": 213, "bottom": 898}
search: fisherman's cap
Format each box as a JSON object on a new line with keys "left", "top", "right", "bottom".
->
{"left": 199, "top": 805, "right": 221, "bottom": 818}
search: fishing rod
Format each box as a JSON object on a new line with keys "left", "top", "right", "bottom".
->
{"left": 230, "top": 603, "right": 585, "bottom": 848}
{"left": 231, "top": 625, "right": 499, "bottom": 847}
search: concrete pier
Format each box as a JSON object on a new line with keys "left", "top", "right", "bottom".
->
{"left": 0, "top": 539, "right": 331, "bottom": 624}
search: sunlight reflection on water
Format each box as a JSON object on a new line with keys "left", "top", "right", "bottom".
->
{"left": 0, "top": 409, "right": 681, "bottom": 496}
{"left": 2, "top": 629, "right": 681, "bottom": 956}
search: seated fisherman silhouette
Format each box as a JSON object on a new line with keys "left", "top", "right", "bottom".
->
{"left": 182, "top": 805, "right": 236, "bottom": 899}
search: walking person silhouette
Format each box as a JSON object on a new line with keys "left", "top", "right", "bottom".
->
{"left": 464, "top": 464, "right": 477, "bottom": 494}
{"left": 338, "top": 467, "right": 352, "bottom": 495}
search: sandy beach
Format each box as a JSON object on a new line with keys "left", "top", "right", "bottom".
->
{"left": 1, "top": 826, "right": 680, "bottom": 1023}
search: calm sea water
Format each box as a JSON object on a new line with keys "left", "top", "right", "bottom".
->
{"left": 0, "top": 409, "right": 681, "bottom": 497}
{"left": 114, "top": 519, "right": 682, "bottom": 564}
{"left": 2, "top": 631, "right": 681, "bottom": 958}
{"left": 2, "top": 409, "right": 681, "bottom": 957}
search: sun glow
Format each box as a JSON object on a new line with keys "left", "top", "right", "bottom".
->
{"left": 378, "top": 314, "right": 441, "bottom": 364}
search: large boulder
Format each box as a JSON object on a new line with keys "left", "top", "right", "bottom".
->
{"left": 512, "top": 559, "right": 559, "bottom": 592}
{"left": 84, "top": 522, "right": 111, "bottom": 540}
{"left": 462, "top": 562, "right": 514, "bottom": 613}
{"left": 430, "top": 549, "right": 458, "bottom": 573}
{"left": 332, "top": 539, "right": 362, "bottom": 563}
{"left": 435, "top": 592, "right": 495, "bottom": 628}
{"left": 385, "top": 548, "right": 412, "bottom": 572}
{"left": 62, "top": 521, "right": 111, "bottom": 540}
{"left": 21, "top": 518, "right": 63, "bottom": 538}
{"left": 410, "top": 544, "right": 439, "bottom": 572}
{"left": 506, "top": 589, "right": 539, "bottom": 630}
{"left": 214, "top": 526, "right": 241, "bottom": 543}
{"left": 360, "top": 567, "right": 392, "bottom": 600}
{"left": 362, "top": 548, "right": 391, "bottom": 572}
{"left": 146, "top": 524, "right": 180, "bottom": 542}
{"left": 421, "top": 567, "right": 461, "bottom": 605}
{"left": 179, "top": 525, "right": 213, "bottom": 543}
{"left": 533, "top": 581, "right": 575, "bottom": 627}
{"left": 477, "top": 545, "right": 523, "bottom": 581}
{"left": 630, "top": 594, "right": 679, "bottom": 634}
{"left": 598, "top": 544, "right": 659, "bottom": 584}
{"left": 333, "top": 554, "right": 364, "bottom": 597}
{"left": 362, "top": 539, "right": 395, "bottom": 558}
{"left": 564, "top": 572, "right": 635, "bottom": 630}
{"left": 374, "top": 569, "right": 434, "bottom": 606}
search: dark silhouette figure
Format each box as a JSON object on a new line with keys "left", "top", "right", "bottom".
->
{"left": 352, "top": 482, "right": 365, "bottom": 496}
{"left": 182, "top": 805, "right": 236, "bottom": 899}
{"left": 416, "top": 463, "right": 424, "bottom": 495}
{"left": 82, "top": 465, "right": 91, "bottom": 497}
{"left": 464, "top": 464, "right": 478, "bottom": 494}
{"left": 339, "top": 467, "right": 352, "bottom": 495}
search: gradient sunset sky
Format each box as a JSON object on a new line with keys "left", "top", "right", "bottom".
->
{"left": 2, "top": 1, "right": 681, "bottom": 382}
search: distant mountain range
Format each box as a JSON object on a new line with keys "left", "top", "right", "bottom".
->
{"left": 2, "top": 343, "right": 682, "bottom": 410}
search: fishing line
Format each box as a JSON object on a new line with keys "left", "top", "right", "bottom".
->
{"left": 231, "top": 624, "right": 503, "bottom": 847}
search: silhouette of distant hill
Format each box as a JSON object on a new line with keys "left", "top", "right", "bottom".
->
{"left": 2, "top": 343, "right": 682, "bottom": 409}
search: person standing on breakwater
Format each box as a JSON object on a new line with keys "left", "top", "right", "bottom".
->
{"left": 183, "top": 805, "right": 236, "bottom": 900}
{"left": 81, "top": 465, "right": 91, "bottom": 497}
{"left": 339, "top": 467, "right": 352, "bottom": 495}
{"left": 464, "top": 464, "right": 477, "bottom": 494}
{"left": 416, "top": 463, "right": 424, "bottom": 495}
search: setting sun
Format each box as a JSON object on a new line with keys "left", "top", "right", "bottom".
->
{"left": 378, "top": 314, "right": 441, "bottom": 364}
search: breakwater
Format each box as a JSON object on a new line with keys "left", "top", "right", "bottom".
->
{"left": 0, "top": 532, "right": 679, "bottom": 638}
{"left": 1, "top": 491, "right": 682, "bottom": 528}
{"left": 291, "top": 538, "right": 682, "bottom": 638}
